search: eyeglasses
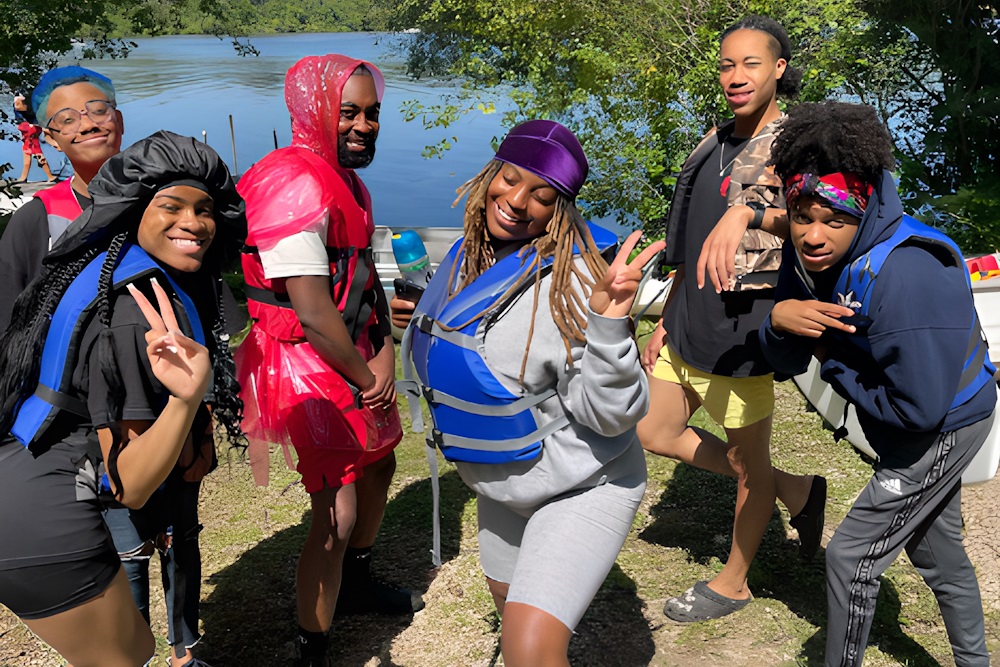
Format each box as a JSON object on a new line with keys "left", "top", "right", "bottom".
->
{"left": 46, "top": 100, "right": 117, "bottom": 134}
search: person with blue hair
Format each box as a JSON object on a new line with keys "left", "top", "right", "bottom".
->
{"left": 0, "top": 66, "right": 124, "bottom": 330}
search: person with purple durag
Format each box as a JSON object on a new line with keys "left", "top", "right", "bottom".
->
{"left": 394, "top": 120, "right": 664, "bottom": 665}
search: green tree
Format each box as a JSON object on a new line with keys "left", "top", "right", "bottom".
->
{"left": 376, "top": 0, "right": 999, "bottom": 251}
{"left": 861, "top": 0, "right": 1000, "bottom": 252}
{"left": 376, "top": 0, "right": 873, "bottom": 226}
{"left": 0, "top": 0, "right": 255, "bottom": 99}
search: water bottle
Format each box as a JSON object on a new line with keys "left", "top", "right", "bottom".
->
{"left": 391, "top": 230, "right": 433, "bottom": 288}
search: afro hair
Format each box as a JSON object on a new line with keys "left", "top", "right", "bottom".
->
{"left": 770, "top": 102, "right": 895, "bottom": 186}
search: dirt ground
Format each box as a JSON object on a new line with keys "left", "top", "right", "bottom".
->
{"left": 3, "top": 478, "right": 999, "bottom": 666}
{"left": 3, "top": 382, "right": 1000, "bottom": 666}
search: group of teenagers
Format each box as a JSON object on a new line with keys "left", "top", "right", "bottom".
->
{"left": 0, "top": 12, "right": 994, "bottom": 667}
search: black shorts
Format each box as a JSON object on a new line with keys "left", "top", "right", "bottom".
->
{"left": 0, "top": 438, "right": 119, "bottom": 619}
{"left": 0, "top": 550, "right": 120, "bottom": 619}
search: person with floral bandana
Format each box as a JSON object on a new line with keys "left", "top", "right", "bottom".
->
{"left": 762, "top": 101, "right": 995, "bottom": 667}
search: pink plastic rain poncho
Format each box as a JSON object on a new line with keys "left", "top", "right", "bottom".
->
{"left": 235, "top": 55, "right": 401, "bottom": 489}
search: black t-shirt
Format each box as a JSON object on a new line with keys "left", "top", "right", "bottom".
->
{"left": 78, "top": 289, "right": 165, "bottom": 427}
{"left": 0, "top": 273, "right": 213, "bottom": 568}
{"left": 663, "top": 134, "right": 774, "bottom": 377}
{"left": 0, "top": 191, "right": 92, "bottom": 330}
{"left": 75, "top": 278, "right": 209, "bottom": 428}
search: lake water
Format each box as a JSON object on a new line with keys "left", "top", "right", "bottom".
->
{"left": 3, "top": 32, "right": 513, "bottom": 229}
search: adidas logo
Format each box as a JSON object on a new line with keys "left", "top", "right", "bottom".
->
{"left": 879, "top": 477, "right": 903, "bottom": 496}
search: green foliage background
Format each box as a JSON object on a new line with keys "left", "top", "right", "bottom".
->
{"left": 101, "top": 0, "right": 374, "bottom": 36}
{"left": 372, "top": 0, "right": 999, "bottom": 253}
{"left": 1, "top": 0, "right": 996, "bottom": 252}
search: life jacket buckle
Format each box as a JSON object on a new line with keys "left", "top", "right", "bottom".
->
{"left": 426, "top": 429, "right": 444, "bottom": 449}
{"left": 416, "top": 314, "right": 434, "bottom": 334}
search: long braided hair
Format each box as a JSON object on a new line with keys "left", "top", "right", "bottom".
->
{"left": 0, "top": 130, "right": 245, "bottom": 499}
{"left": 0, "top": 243, "right": 104, "bottom": 436}
{"left": 446, "top": 159, "right": 609, "bottom": 380}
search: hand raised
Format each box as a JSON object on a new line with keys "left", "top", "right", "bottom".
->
{"left": 770, "top": 299, "right": 857, "bottom": 338}
{"left": 589, "top": 231, "right": 667, "bottom": 320}
{"left": 126, "top": 278, "right": 211, "bottom": 404}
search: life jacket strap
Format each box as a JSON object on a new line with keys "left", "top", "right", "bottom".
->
{"left": 340, "top": 246, "right": 375, "bottom": 342}
{"left": 426, "top": 414, "right": 571, "bottom": 454}
{"left": 953, "top": 317, "right": 991, "bottom": 407}
{"left": 422, "top": 385, "right": 558, "bottom": 417}
{"left": 244, "top": 284, "right": 292, "bottom": 307}
{"left": 33, "top": 384, "right": 88, "bottom": 419}
{"left": 413, "top": 313, "right": 479, "bottom": 351}
{"left": 397, "top": 325, "right": 425, "bottom": 434}
{"left": 426, "top": 442, "right": 442, "bottom": 567}
{"left": 242, "top": 243, "right": 363, "bottom": 265}
{"left": 243, "top": 245, "right": 377, "bottom": 345}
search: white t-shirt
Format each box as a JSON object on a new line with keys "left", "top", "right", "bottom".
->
{"left": 259, "top": 230, "right": 330, "bottom": 279}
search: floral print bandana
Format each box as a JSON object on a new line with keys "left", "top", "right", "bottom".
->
{"left": 784, "top": 172, "right": 873, "bottom": 219}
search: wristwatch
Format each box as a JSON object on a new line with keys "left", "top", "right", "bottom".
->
{"left": 746, "top": 201, "right": 767, "bottom": 230}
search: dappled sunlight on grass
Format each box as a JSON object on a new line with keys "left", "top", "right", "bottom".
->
{"left": 2, "top": 374, "right": 998, "bottom": 665}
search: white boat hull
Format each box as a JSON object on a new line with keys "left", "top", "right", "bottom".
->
{"left": 373, "top": 225, "right": 671, "bottom": 339}
{"left": 793, "top": 277, "right": 1000, "bottom": 485}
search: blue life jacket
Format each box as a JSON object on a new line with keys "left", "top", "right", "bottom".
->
{"left": 832, "top": 215, "right": 995, "bottom": 411}
{"left": 399, "top": 222, "right": 618, "bottom": 464}
{"left": 11, "top": 243, "right": 206, "bottom": 451}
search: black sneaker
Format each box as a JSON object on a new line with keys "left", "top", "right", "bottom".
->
{"left": 293, "top": 656, "right": 330, "bottom": 667}
{"left": 171, "top": 648, "right": 212, "bottom": 667}
{"left": 789, "top": 475, "right": 827, "bottom": 562}
{"left": 336, "top": 577, "right": 425, "bottom": 616}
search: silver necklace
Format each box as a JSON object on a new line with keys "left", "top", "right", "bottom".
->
{"left": 720, "top": 131, "right": 759, "bottom": 176}
{"left": 719, "top": 140, "right": 739, "bottom": 177}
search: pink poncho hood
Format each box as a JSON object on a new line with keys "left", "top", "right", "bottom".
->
{"left": 284, "top": 54, "right": 385, "bottom": 167}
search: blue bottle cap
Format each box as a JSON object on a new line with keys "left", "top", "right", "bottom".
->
{"left": 392, "top": 230, "right": 429, "bottom": 272}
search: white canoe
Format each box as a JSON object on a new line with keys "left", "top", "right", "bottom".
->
{"left": 373, "top": 225, "right": 672, "bottom": 339}
{"left": 793, "top": 276, "right": 1000, "bottom": 485}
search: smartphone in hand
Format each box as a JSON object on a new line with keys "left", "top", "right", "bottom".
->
{"left": 393, "top": 277, "right": 425, "bottom": 302}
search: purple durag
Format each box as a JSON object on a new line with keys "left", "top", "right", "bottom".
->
{"left": 494, "top": 120, "right": 589, "bottom": 199}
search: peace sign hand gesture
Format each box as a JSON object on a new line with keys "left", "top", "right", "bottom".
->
{"left": 126, "top": 278, "right": 212, "bottom": 405}
{"left": 589, "top": 231, "right": 667, "bottom": 319}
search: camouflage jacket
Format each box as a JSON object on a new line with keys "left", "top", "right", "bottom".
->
{"left": 661, "top": 115, "right": 784, "bottom": 290}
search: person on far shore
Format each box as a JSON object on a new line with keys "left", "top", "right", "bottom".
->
{"left": 13, "top": 92, "right": 57, "bottom": 184}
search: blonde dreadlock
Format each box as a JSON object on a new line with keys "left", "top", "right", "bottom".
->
{"left": 442, "top": 159, "right": 609, "bottom": 380}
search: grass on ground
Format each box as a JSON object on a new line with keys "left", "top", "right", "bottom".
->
{"left": 2, "top": 344, "right": 1000, "bottom": 666}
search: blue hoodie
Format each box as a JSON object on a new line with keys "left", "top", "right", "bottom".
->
{"left": 759, "top": 170, "right": 995, "bottom": 454}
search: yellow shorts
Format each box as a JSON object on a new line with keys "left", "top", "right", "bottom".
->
{"left": 652, "top": 343, "right": 774, "bottom": 429}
